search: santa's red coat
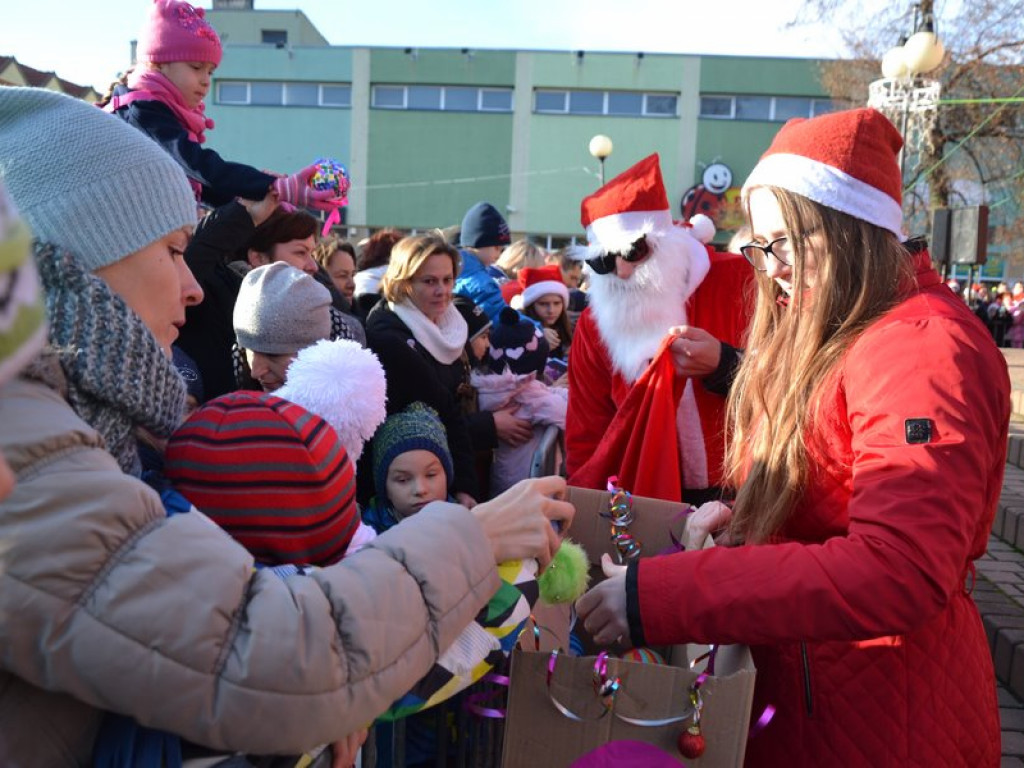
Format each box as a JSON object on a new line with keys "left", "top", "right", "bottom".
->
{"left": 566, "top": 250, "right": 752, "bottom": 501}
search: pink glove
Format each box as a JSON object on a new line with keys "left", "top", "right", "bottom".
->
{"left": 273, "top": 164, "right": 344, "bottom": 212}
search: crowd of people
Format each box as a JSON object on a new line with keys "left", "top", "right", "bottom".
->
{"left": 0, "top": 1, "right": 1013, "bottom": 766}
{"left": 955, "top": 279, "right": 1024, "bottom": 348}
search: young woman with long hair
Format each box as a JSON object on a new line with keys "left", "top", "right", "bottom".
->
{"left": 578, "top": 108, "right": 1009, "bottom": 766}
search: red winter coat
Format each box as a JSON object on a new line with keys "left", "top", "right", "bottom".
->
{"left": 566, "top": 250, "right": 751, "bottom": 499}
{"left": 631, "top": 252, "right": 1008, "bottom": 766}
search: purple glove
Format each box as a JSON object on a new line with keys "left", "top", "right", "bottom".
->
{"left": 273, "top": 164, "right": 343, "bottom": 212}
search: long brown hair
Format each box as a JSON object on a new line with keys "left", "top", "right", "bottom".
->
{"left": 725, "top": 187, "right": 914, "bottom": 544}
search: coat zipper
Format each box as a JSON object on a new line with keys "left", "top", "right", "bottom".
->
{"left": 800, "top": 642, "right": 814, "bottom": 717}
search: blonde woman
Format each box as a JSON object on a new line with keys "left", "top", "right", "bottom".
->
{"left": 365, "top": 235, "right": 482, "bottom": 506}
{"left": 579, "top": 109, "right": 1008, "bottom": 766}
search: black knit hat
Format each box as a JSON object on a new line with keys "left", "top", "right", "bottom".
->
{"left": 486, "top": 307, "right": 549, "bottom": 376}
{"left": 453, "top": 295, "right": 492, "bottom": 342}
{"left": 460, "top": 202, "right": 511, "bottom": 249}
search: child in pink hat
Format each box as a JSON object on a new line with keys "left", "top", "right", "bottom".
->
{"left": 102, "top": 0, "right": 345, "bottom": 213}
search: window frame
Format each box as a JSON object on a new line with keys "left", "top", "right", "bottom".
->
{"left": 215, "top": 80, "right": 353, "bottom": 108}
{"left": 370, "top": 84, "right": 514, "bottom": 113}
{"left": 534, "top": 88, "right": 678, "bottom": 118}
{"left": 699, "top": 94, "right": 826, "bottom": 122}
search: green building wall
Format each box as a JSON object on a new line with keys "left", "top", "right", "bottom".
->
{"left": 203, "top": 45, "right": 353, "bottom": 178}
{"left": 196, "top": 8, "right": 834, "bottom": 242}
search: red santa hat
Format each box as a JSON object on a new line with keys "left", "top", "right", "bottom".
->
{"left": 519, "top": 264, "right": 569, "bottom": 308}
{"left": 580, "top": 154, "right": 675, "bottom": 254}
{"left": 742, "top": 108, "right": 904, "bottom": 238}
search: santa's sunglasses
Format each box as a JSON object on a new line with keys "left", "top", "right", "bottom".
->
{"left": 585, "top": 235, "right": 651, "bottom": 275}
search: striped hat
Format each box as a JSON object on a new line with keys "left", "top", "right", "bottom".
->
{"left": 165, "top": 391, "right": 358, "bottom": 566}
{"left": 741, "top": 108, "right": 904, "bottom": 238}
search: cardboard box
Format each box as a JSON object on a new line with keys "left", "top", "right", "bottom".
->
{"left": 501, "top": 485, "right": 756, "bottom": 767}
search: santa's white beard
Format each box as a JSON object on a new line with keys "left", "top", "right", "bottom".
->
{"left": 586, "top": 230, "right": 695, "bottom": 383}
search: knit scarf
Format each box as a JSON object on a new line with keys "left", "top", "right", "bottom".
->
{"left": 33, "top": 243, "right": 186, "bottom": 476}
{"left": 122, "top": 69, "right": 214, "bottom": 144}
{"left": 391, "top": 300, "right": 468, "bottom": 365}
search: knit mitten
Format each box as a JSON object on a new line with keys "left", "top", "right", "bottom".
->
{"left": 273, "top": 164, "right": 343, "bottom": 212}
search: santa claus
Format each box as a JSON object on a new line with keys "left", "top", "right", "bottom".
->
{"left": 566, "top": 154, "right": 751, "bottom": 503}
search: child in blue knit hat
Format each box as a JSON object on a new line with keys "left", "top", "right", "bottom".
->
{"left": 362, "top": 402, "right": 536, "bottom": 767}
{"left": 363, "top": 402, "right": 455, "bottom": 533}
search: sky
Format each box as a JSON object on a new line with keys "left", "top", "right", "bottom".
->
{"left": 3, "top": 0, "right": 852, "bottom": 92}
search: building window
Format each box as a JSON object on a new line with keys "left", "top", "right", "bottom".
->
{"left": 370, "top": 85, "right": 514, "bottom": 112}
{"left": 251, "top": 82, "right": 284, "bottom": 106}
{"left": 534, "top": 90, "right": 567, "bottom": 113}
{"left": 535, "top": 89, "right": 677, "bottom": 117}
{"left": 215, "top": 81, "right": 351, "bottom": 108}
{"left": 217, "top": 82, "right": 249, "bottom": 105}
{"left": 699, "top": 94, "right": 836, "bottom": 122}
{"left": 261, "top": 30, "right": 288, "bottom": 46}
{"left": 480, "top": 89, "right": 512, "bottom": 111}
{"left": 321, "top": 85, "right": 351, "bottom": 107}
{"left": 285, "top": 83, "right": 319, "bottom": 106}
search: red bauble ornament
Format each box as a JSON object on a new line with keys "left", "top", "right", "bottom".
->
{"left": 678, "top": 723, "right": 706, "bottom": 759}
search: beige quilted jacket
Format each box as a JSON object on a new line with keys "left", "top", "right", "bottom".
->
{"left": 0, "top": 374, "right": 499, "bottom": 766}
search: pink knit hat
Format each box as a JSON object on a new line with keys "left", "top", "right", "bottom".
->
{"left": 137, "top": 0, "right": 223, "bottom": 66}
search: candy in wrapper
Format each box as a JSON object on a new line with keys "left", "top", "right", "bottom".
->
{"left": 308, "top": 158, "right": 350, "bottom": 204}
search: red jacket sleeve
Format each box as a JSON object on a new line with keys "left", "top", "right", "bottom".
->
{"left": 566, "top": 309, "right": 618, "bottom": 478}
{"left": 636, "top": 310, "right": 1009, "bottom": 646}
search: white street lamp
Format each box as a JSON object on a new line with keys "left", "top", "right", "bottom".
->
{"left": 589, "top": 134, "right": 613, "bottom": 186}
{"left": 867, "top": 3, "right": 943, "bottom": 179}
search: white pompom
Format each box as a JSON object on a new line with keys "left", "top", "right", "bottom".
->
{"left": 277, "top": 339, "right": 387, "bottom": 463}
{"left": 688, "top": 214, "right": 716, "bottom": 244}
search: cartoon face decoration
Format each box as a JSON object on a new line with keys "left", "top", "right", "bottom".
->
{"left": 702, "top": 163, "right": 733, "bottom": 195}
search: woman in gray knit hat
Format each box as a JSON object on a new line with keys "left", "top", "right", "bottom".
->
{"left": 0, "top": 87, "right": 573, "bottom": 766}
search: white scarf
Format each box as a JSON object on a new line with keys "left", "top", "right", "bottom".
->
{"left": 391, "top": 300, "right": 468, "bottom": 365}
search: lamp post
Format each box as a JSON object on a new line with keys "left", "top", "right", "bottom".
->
{"left": 589, "top": 134, "right": 613, "bottom": 186}
{"left": 867, "top": 2, "right": 944, "bottom": 180}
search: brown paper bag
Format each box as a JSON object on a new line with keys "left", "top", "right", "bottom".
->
{"left": 501, "top": 645, "right": 756, "bottom": 767}
{"left": 501, "top": 485, "right": 756, "bottom": 766}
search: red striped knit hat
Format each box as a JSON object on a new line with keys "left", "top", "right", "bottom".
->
{"left": 742, "top": 108, "right": 904, "bottom": 238}
{"left": 165, "top": 391, "right": 358, "bottom": 566}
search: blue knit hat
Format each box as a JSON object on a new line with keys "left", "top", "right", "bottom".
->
{"left": 373, "top": 403, "right": 454, "bottom": 503}
{"left": 460, "top": 202, "right": 511, "bottom": 249}
{"left": 0, "top": 88, "right": 196, "bottom": 272}
{"left": 172, "top": 345, "right": 205, "bottom": 404}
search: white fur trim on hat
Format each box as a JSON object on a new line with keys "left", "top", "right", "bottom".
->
{"left": 742, "top": 153, "right": 904, "bottom": 239}
{"left": 276, "top": 338, "right": 387, "bottom": 463}
{"left": 521, "top": 280, "right": 569, "bottom": 308}
{"left": 585, "top": 209, "right": 674, "bottom": 256}
{"left": 687, "top": 214, "right": 716, "bottom": 244}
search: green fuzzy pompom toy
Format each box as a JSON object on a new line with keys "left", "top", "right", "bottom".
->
{"left": 538, "top": 539, "right": 591, "bottom": 604}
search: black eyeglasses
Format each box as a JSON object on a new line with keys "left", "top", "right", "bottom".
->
{"left": 586, "top": 235, "right": 651, "bottom": 275}
{"left": 740, "top": 236, "right": 794, "bottom": 271}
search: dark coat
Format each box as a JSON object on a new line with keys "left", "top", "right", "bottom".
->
{"left": 177, "top": 202, "right": 253, "bottom": 401}
{"left": 110, "top": 88, "right": 275, "bottom": 207}
{"left": 364, "top": 303, "right": 481, "bottom": 500}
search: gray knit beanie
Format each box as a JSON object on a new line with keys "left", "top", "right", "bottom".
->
{"left": 234, "top": 262, "right": 333, "bottom": 354}
{"left": 0, "top": 87, "right": 195, "bottom": 272}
